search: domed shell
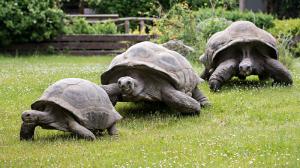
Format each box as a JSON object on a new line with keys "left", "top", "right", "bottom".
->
{"left": 101, "top": 41, "right": 202, "bottom": 93}
{"left": 31, "top": 78, "right": 122, "bottom": 130}
{"left": 200, "top": 21, "right": 278, "bottom": 68}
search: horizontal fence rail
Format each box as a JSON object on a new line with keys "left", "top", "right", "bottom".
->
{"left": 67, "top": 14, "right": 119, "bottom": 21}
{"left": 0, "top": 34, "right": 158, "bottom": 56}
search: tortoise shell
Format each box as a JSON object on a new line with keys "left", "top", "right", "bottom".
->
{"left": 101, "top": 41, "right": 202, "bottom": 93}
{"left": 31, "top": 78, "right": 122, "bottom": 130}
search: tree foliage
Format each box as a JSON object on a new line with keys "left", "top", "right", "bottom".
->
{"left": 0, "top": 0, "right": 64, "bottom": 45}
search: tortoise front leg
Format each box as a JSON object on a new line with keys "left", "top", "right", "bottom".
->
{"left": 200, "top": 68, "right": 211, "bottom": 80}
{"left": 20, "top": 122, "right": 36, "bottom": 141}
{"left": 162, "top": 87, "right": 200, "bottom": 114}
{"left": 264, "top": 58, "right": 293, "bottom": 85}
{"left": 101, "top": 83, "right": 122, "bottom": 106}
{"left": 68, "top": 120, "right": 96, "bottom": 140}
{"left": 192, "top": 87, "right": 210, "bottom": 107}
{"left": 209, "top": 59, "right": 239, "bottom": 91}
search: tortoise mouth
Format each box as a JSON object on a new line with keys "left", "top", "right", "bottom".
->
{"left": 22, "top": 111, "right": 39, "bottom": 124}
{"left": 239, "top": 67, "right": 253, "bottom": 76}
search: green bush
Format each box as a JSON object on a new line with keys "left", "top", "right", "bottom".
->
{"left": 291, "top": 42, "right": 300, "bottom": 58}
{"left": 0, "top": 0, "right": 64, "bottom": 45}
{"left": 268, "top": 19, "right": 300, "bottom": 37}
{"left": 63, "top": 17, "right": 118, "bottom": 35}
{"left": 155, "top": 5, "right": 275, "bottom": 61}
{"left": 158, "top": 0, "right": 238, "bottom": 11}
{"left": 186, "top": 0, "right": 238, "bottom": 10}
{"left": 195, "top": 8, "right": 274, "bottom": 29}
{"left": 276, "top": 35, "right": 294, "bottom": 68}
{"left": 88, "top": 0, "right": 160, "bottom": 17}
{"left": 268, "top": 19, "right": 300, "bottom": 58}
{"left": 196, "top": 17, "right": 231, "bottom": 40}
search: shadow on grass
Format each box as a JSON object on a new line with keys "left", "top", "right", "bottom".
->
{"left": 34, "top": 131, "right": 108, "bottom": 142}
{"left": 210, "top": 77, "right": 288, "bottom": 92}
{"left": 116, "top": 101, "right": 200, "bottom": 119}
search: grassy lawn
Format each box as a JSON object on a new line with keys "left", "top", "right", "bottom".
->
{"left": 0, "top": 55, "right": 299, "bottom": 167}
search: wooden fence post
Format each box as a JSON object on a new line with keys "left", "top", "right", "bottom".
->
{"left": 139, "top": 20, "right": 145, "bottom": 33}
{"left": 125, "top": 20, "right": 130, "bottom": 34}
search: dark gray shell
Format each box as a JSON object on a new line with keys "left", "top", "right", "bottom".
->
{"left": 31, "top": 78, "right": 122, "bottom": 130}
{"left": 101, "top": 41, "right": 202, "bottom": 94}
{"left": 200, "top": 21, "right": 278, "bottom": 69}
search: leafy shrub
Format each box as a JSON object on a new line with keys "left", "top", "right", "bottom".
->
{"left": 156, "top": 4, "right": 197, "bottom": 44}
{"left": 268, "top": 19, "right": 300, "bottom": 37}
{"left": 186, "top": 0, "right": 238, "bottom": 10}
{"left": 291, "top": 43, "right": 300, "bottom": 58}
{"left": 195, "top": 8, "right": 274, "bottom": 29}
{"left": 0, "top": 0, "right": 64, "bottom": 45}
{"left": 276, "top": 35, "right": 294, "bottom": 68}
{"left": 268, "top": 19, "right": 300, "bottom": 58}
{"left": 88, "top": 0, "right": 160, "bottom": 17}
{"left": 63, "top": 18, "right": 118, "bottom": 35}
{"left": 196, "top": 17, "right": 231, "bottom": 40}
{"left": 158, "top": 0, "right": 238, "bottom": 11}
{"left": 155, "top": 4, "right": 275, "bottom": 61}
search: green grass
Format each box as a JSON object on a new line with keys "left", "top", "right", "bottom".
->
{"left": 0, "top": 55, "right": 300, "bottom": 167}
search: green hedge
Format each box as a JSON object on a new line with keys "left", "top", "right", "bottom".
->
{"left": 63, "top": 18, "right": 118, "bottom": 35}
{"left": 156, "top": 5, "right": 275, "bottom": 44}
{"left": 268, "top": 19, "right": 300, "bottom": 58}
{"left": 0, "top": 0, "right": 64, "bottom": 46}
{"left": 88, "top": 0, "right": 160, "bottom": 17}
{"left": 155, "top": 4, "right": 275, "bottom": 61}
{"left": 268, "top": 19, "right": 300, "bottom": 37}
{"left": 195, "top": 8, "right": 274, "bottom": 29}
{"left": 158, "top": 0, "right": 238, "bottom": 11}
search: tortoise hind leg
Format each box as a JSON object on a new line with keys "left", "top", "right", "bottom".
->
{"left": 192, "top": 87, "right": 210, "bottom": 107}
{"left": 162, "top": 87, "right": 200, "bottom": 114}
{"left": 107, "top": 123, "right": 118, "bottom": 136}
{"left": 264, "top": 58, "right": 293, "bottom": 85}
{"left": 209, "top": 59, "right": 239, "bottom": 91}
{"left": 68, "top": 120, "right": 96, "bottom": 140}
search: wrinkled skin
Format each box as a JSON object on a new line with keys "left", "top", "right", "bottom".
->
{"left": 102, "top": 71, "right": 209, "bottom": 114}
{"left": 201, "top": 43, "right": 293, "bottom": 91}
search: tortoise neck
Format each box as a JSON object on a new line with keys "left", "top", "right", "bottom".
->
{"left": 37, "top": 106, "right": 56, "bottom": 125}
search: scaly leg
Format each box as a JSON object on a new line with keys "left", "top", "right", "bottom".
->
{"left": 107, "top": 123, "right": 118, "bottom": 136}
{"left": 68, "top": 120, "right": 96, "bottom": 140}
{"left": 192, "top": 87, "right": 210, "bottom": 107}
{"left": 209, "top": 59, "right": 239, "bottom": 91}
{"left": 20, "top": 122, "right": 36, "bottom": 141}
{"left": 162, "top": 87, "right": 200, "bottom": 114}
{"left": 264, "top": 58, "right": 293, "bottom": 85}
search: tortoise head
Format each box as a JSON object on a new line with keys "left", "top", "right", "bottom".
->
{"left": 239, "top": 57, "right": 253, "bottom": 76}
{"left": 117, "top": 76, "right": 143, "bottom": 96}
{"left": 21, "top": 110, "right": 40, "bottom": 125}
{"left": 20, "top": 110, "right": 41, "bottom": 141}
{"left": 118, "top": 76, "right": 137, "bottom": 94}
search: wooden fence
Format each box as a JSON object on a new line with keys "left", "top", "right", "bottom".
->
{"left": 0, "top": 34, "right": 158, "bottom": 56}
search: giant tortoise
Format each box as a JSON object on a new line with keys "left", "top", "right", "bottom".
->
{"left": 200, "top": 21, "right": 293, "bottom": 91}
{"left": 101, "top": 41, "right": 209, "bottom": 114}
{"left": 20, "top": 78, "right": 122, "bottom": 141}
